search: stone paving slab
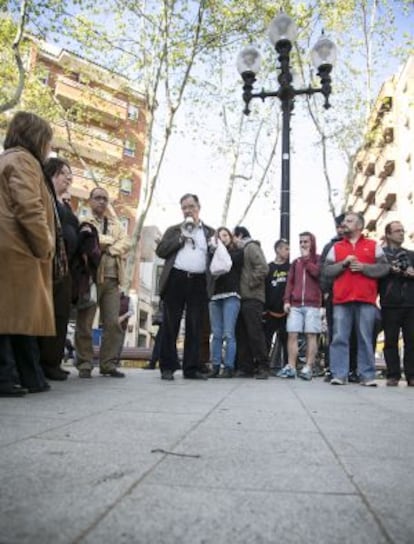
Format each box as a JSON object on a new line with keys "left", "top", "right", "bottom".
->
{"left": 1, "top": 369, "right": 414, "bottom": 543}
{"left": 81, "top": 484, "right": 388, "bottom": 544}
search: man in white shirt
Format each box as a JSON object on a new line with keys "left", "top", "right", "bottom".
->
{"left": 156, "top": 194, "right": 215, "bottom": 380}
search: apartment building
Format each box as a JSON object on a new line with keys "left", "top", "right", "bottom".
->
{"left": 27, "top": 39, "right": 146, "bottom": 237}
{"left": 346, "top": 56, "right": 414, "bottom": 247}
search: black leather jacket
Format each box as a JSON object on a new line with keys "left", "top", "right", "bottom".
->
{"left": 379, "top": 246, "right": 414, "bottom": 307}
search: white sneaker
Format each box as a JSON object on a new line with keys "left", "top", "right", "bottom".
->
{"left": 298, "top": 365, "right": 312, "bottom": 381}
{"left": 360, "top": 380, "right": 377, "bottom": 387}
{"left": 330, "top": 377, "right": 346, "bottom": 385}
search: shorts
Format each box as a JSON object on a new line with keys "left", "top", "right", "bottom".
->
{"left": 286, "top": 306, "right": 322, "bottom": 334}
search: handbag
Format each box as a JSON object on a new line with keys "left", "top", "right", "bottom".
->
{"left": 77, "top": 278, "right": 97, "bottom": 310}
{"left": 209, "top": 239, "right": 232, "bottom": 277}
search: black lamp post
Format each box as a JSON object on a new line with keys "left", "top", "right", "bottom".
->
{"left": 237, "top": 13, "right": 337, "bottom": 244}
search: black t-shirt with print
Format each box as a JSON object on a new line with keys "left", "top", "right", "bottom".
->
{"left": 265, "top": 261, "right": 290, "bottom": 313}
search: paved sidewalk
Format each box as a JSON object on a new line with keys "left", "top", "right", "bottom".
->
{"left": 1, "top": 369, "right": 413, "bottom": 544}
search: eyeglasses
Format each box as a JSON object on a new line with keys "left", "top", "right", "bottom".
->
{"left": 92, "top": 195, "right": 108, "bottom": 202}
{"left": 391, "top": 229, "right": 405, "bottom": 234}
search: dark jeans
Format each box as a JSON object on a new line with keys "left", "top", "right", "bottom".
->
{"left": 236, "top": 299, "right": 269, "bottom": 373}
{"left": 0, "top": 335, "right": 48, "bottom": 390}
{"left": 382, "top": 306, "right": 414, "bottom": 381}
{"left": 160, "top": 269, "right": 208, "bottom": 376}
{"left": 38, "top": 275, "right": 72, "bottom": 371}
{"left": 264, "top": 315, "right": 287, "bottom": 369}
{"left": 149, "top": 325, "right": 163, "bottom": 368}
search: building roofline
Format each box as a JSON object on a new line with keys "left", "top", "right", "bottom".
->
{"left": 28, "top": 35, "right": 146, "bottom": 101}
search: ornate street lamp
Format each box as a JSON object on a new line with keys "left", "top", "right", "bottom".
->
{"left": 237, "top": 13, "right": 337, "bottom": 243}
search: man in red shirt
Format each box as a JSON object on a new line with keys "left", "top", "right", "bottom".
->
{"left": 323, "top": 212, "right": 389, "bottom": 386}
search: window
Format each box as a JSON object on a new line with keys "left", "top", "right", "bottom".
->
{"left": 78, "top": 206, "right": 89, "bottom": 218}
{"left": 139, "top": 311, "right": 148, "bottom": 330}
{"left": 155, "top": 265, "right": 164, "bottom": 296}
{"left": 127, "top": 104, "right": 139, "bottom": 121}
{"left": 138, "top": 334, "right": 147, "bottom": 347}
{"left": 120, "top": 178, "right": 132, "bottom": 194}
{"left": 123, "top": 139, "right": 136, "bottom": 157}
{"left": 39, "top": 70, "right": 50, "bottom": 85}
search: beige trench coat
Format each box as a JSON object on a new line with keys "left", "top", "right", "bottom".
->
{"left": 0, "top": 147, "right": 56, "bottom": 335}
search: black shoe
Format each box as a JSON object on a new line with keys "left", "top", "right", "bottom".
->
{"left": 0, "top": 385, "right": 28, "bottom": 397}
{"left": 183, "top": 371, "right": 208, "bottom": 380}
{"left": 255, "top": 369, "right": 269, "bottom": 380}
{"left": 161, "top": 370, "right": 174, "bottom": 381}
{"left": 27, "top": 383, "right": 51, "bottom": 393}
{"left": 218, "top": 368, "right": 233, "bottom": 378}
{"left": 198, "top": 363, "right": 211, "bottom": 374}
{"left": 208, "top": 366, "right": 220, "bottom": 378}
{"left": 323, "top": 370, "right": 332, "bottom": 383}
{"left": 348, "top": 371, "right": 360, "bottom": 383}
{"left": 234, "top": 370, "right": 255, "bottom": 378}
{"left": 43, "top": 367, "right": 68, "bottom": 381}
{"left": 100, "top": 369, "right": 125, "bottom": 378}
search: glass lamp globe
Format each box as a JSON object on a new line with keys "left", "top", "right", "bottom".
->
{"left": 268, "top": 13, "right": 298, "bottom": 46}
{"left": 311, "top": 34, "right": 337, "bottom": 68}
{"left": 236, "top": 46, "right": 262, "bottom": 75}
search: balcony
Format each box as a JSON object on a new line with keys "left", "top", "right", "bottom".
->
{"left": 381, "top": 111, "right": 394, "bottom": 144}
{"left": 353, "top": 172, "right": 366, "bottom": 196}
{"left": 376, "top": 176, "right": 397, "bottom": 210}
{"left": 54, "top": 76, "right": 127, "bottom": 127}
{"left": 70, "top": 167, "right": 119, "bottom": 201}
{"left": 52, "top": 122, "right": 124, "bottom": 164}
{"left": 376, "top": 145, "right": 395, "bottom": 179}
{"left": 362, "top": 175, "right": 378, "bottom": 204}
{"left": 364, "top": 204, "right": 380, "bottom": 231}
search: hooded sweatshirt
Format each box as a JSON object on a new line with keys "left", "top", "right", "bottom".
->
{"left": 283, "top": 233, "right": 322, "bottom": 308}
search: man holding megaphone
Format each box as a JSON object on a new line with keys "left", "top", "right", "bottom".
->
{"left": 156, "top": 193, "right": 215, "bottom": 381}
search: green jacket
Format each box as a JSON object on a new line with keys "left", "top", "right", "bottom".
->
{"left": 239, "top": 239, "right": 268, "bottom": 303}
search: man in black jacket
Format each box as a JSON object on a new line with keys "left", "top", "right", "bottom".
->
{"left": 379, "top": 221, "right": 414, "bottom": 386}
{"left": 156, "top": 194, "right": 215, "bottom": 381}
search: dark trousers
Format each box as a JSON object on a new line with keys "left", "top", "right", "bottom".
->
{"left": 264, "top": 315, "right": 287, "bottom": 368}
{"left": 38, "top": 275, "right": 72, "bottom": 371}
{"left": 149, "top": 325, "right": 163, "bottom": 368}
{"left": 236, "top": 299, "right": 269, "bottom": 373}
{"left": 382, "top": 306, "right": 414, "bottom": 381}
{"left": 0, "top": 335, "right": 47, "bottom": 390}
{"left": 160, "top": 269, "right": 207, "bottom": 376}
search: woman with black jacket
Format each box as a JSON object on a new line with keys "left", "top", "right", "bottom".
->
{"left": 208, "top": 227, "right": 244, "bottom": 378}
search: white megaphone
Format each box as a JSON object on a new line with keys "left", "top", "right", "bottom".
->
{"left": 183, "top": 216, "right": 195, "bottom": 234}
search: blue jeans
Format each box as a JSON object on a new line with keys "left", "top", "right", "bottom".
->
{"left": 209, "top": 296, "right": 241, "bottom": 369}
{"left": 330, "top": 303, "right": 377, "bottom": 381}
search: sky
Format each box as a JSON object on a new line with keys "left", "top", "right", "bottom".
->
{"left": 145, "top": 6, "right": 414, "bottom": 261}
{"left": 15, "top": 0, "right": 412, "bottom": 262}
{"left": 146, "top": 108, "right": 346, "bottom": 261}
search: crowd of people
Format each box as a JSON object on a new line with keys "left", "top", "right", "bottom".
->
{"left": 155, "top": 193, "right": 414, "bottom": 388}
{"left": 1, "top": 111, "right": 413, "bottom": 397}
{"left": 0, "top": 112, "right": 130, "bottom": 397}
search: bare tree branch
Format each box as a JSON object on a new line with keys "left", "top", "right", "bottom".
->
{"left": 237, "top": 118, "right": 279, "bottom": 225}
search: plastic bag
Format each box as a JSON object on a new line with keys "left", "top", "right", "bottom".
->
{"left": 209, "top": 239, "right": 232, "bottom": 277}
